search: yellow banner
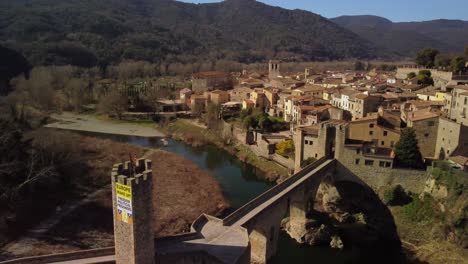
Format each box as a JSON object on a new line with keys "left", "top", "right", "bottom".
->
{"left": 116, "top": 183, "right": 132, "bottom": 200}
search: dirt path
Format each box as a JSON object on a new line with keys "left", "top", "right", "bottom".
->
{"left": 45, "top": 112, "right": 165, "bottom": 137}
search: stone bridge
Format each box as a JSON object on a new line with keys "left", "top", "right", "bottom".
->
{"left": 135, "top": 157, "right": 344, "bottom": 264}
{"left": 1, "top": 155, "right": 370, "bottom": 264}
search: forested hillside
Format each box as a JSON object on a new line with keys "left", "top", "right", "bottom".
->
{"left": 0, "top": 0, "right": 379, "bottom": 67}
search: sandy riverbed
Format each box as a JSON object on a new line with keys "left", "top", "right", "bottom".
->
{"left": 45, "top": 112, "right": 165, "bottom": 138}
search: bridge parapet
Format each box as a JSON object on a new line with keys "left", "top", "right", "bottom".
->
{"left": 222, "top": 157, "right": 328, "bottom": 226}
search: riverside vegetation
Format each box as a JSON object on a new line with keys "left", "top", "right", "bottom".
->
{"left": 381, "top": 161, "right": 467, "bottom": 263}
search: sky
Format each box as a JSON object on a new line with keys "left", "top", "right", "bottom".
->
{"left": 179, "top": 0, "right": 468, "bottom": 22}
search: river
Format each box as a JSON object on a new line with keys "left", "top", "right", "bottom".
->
{"left": 77, "top": 131, "right": 355, "bottom": 263}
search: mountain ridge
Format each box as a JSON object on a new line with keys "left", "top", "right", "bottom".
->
{"left": 331, "top": 15, "right": 468, "bottom": 56}
{"left": 0, "top": 0, "right": 380, "bottom": 66}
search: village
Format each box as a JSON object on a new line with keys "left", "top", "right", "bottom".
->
{"left": 92, "top": 60, "right": 468, "bottom": 175}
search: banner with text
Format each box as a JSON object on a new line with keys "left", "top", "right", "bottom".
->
{"left": 116, "top": 183, "right": 133, "bottom": 224}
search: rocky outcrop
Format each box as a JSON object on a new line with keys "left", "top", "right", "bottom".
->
{"left": 421, "top": 178, "right": 448, "bottom": 200}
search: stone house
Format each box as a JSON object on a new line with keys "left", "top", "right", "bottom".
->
{"left": 284, "top": 95, "right": 328, "bottom": 122}
{"left": 349, "top": 94, "right": 383, "bottom": 120}
{"left": 249, "top": 89, "right": 268, "bottom": 108}
{"left": 331, "top": 89, "right": 360, "bottom": 111}
{"left": 297, "top": 105, "right": 332, "bottom": 125}
{"left": 179, "top": 88, "right": 192, "bottom": 101}
{"left": 340, "top": 142, "right": 395, "bottom": 169}
{"left": 446, "top": 85, "right": 468, "bottom": 125}
{"left": 348, "top": 115, "right": 401, "bottom": 149}
{"left": 263, "top": 88, "right": 279, "bottom": 107}
{"left": 242, "top": 99, "right": 255, "bottom": 110}
{"left": 239, "top": 78, "right": 265, "bottom": 89}
{"left": 229, "top": 86, "right": 252, "bottom": 102}
{"left": 269, "top": 78, "right": 305, "bottom": 90}
{"left": 191, "top": 71, "right": 232, "bottom": 92}
{"left": 190, "top": 95, "right": 207, "bottom": 112}
{"left": 209, "top": 90, "right": 230, "bottom": 105}
{"left": 406, "top": 110, "right": 440, "bottom": 159}
{"left": 292, "top": 84, "right": 324, "bottom": 98}
{"left": 400, "top": 100, "right": 444, "bottom": 123}
{"left": 434, "top": 117, "right": 468, "bottom": 160}
{"left": 157, "top": 99, "right": 187, "bottom": 113}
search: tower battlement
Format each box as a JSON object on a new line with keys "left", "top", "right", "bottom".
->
{"left": 111, "top": 158, "right": 155, "bottom": 264}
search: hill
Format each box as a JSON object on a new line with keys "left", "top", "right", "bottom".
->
{"left": 0, "top": 0, "right": 379, "bottom": 67}
{"left": 331, "top": 15, "right": 468, "bottom": 56}
{"left": 0, "top": 45, "right": 30, "bottom": 94}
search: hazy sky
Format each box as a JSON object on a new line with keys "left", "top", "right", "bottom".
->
{"left": 179, "top": 0, "right": 468, "bottom": 22}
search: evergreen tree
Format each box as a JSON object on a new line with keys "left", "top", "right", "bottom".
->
{"left": 394, "top": 128, "right": 424, "bottom": 169}
{"left": 451, "top": 56, "right": 466, "bottom": 73}
{"left": 415, "top": 48, "right": 439, "bottom": 67}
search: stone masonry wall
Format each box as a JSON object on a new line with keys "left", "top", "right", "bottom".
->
{"left": 336, "top": 147, "right": 430, "bottom": 193}
{"left": 111, "top": 159, "right": 155, "bottom": 264}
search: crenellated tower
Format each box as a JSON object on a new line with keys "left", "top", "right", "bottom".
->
{"left": 111, "top": 158, "right": 155, "bottom": 264}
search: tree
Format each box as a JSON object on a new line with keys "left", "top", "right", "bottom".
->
{"left": 258, "top": 115, "right": 273, "bottom": 131}
{"left": 434, "top": 54, "right": 452, "bottom": 68}
{"left": 354, "top": 61, "right": 365, "bottom": 71}
{"left": 451, "top": 56, "right": 466, "bottom": 73}
{"left": 465, "top": 45, "right": 468, "bottom": 59}
{"left": 415, "top": 48, "right": 439, "bottom": 67}
{"left": 407, "top": 72, "right": 416, "bottom": 79}
{"left": 243, "top": 115, "right": 256, "bottom": 130}
{"left": 383, "top": 185, "right": 411, "bottom": 206}
{"left": 276, "top": 139, "right": 295, "bottom": 159}
{"left": 417, "top": 70, "right": 434, "bottom": 86}
{"left": 394, "top": 128, "right": 424, "bottom": 169}
{"left": 97, "top": 91, "right": 128, "bottom": 119}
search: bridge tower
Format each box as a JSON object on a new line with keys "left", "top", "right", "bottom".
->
{"left": 111, "top": 159, "right": 155, "bottom": 264}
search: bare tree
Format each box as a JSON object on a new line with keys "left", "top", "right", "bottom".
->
{"left": 97, "top": 91, "right": 128, "bottom": 119}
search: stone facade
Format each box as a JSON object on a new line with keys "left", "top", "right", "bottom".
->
{"left": 111, "top": 159, "right": 155, "bottom": 264}
{"left": 335, "top": 145, "right": 430, "bottom": 193}
{"left": 406, "top": 115, "right": 439, "bottom": 159}
{"left": 447, "top": 85, "right": 468, "bottom": 125}
{"left": 348, "top": 117, "right": 400, "bottom": 149}
{"left": 434, "top": 117, "right": 468, "bottom": 159}
{"left": 192, "top": 71, "right": 232, "bottom": 92}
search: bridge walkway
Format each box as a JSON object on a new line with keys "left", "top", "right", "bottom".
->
{"left": 225, "top": 159, "right": 334, "bottom": 227}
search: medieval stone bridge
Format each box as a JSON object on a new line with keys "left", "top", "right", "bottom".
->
{"left": 1, "top": 154, "right": 371, "bottom": 264}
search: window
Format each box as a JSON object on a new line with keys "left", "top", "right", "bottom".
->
{"left": 355, "top": 159, "right": 360, "bottom": 165}
{"left": 386, "top": 162, "right": 392, "bottom": 167}
{"left": 381, "top": 141, "right": 385, "bottom": 146}
{"left": 315, "top": 154, "right": 318, "bottom": 158}
{"left": 356, "top": 149, "right": 360, "bottom": 154}
{"left": 390, "top": 141, "right": 394, "bottom": 148}
{"left": 424, "top": 133, "right": 429, "bottom": 137}
{"left": 369, "top": 131, "right": 373, "bottom": 135}
{"left": 465, "top": 97, "right": 467, "bottom": 105}
{"left": 369, "top": 123, "right": 374, "bottom": 128}
{"left": 365, "top": 160, "right": 374, "bottom": 166}
{"left": 383, "top": 131, "right": 388, "bottom": 136}
{"left": 305, "top": 140, "right": 309, "bottom": 145}
{"left": 379, "top": 161, "right": 386, "bottom": 167}
{"left": 309, "top": 141, "right": 313, "bottom": 145}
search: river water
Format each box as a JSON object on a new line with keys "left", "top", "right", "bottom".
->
{"left": 77, "top": 132, "right": 355, "bottom": 263}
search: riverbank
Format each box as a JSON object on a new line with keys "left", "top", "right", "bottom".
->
{"left": 158, "top": 119, "right": 288, "bottom": 182}
{"left": 45, "top": 112, "right": 164, "bottom": 137}
{"left": 0, "top": 130, "right": 228, "bottom": 260}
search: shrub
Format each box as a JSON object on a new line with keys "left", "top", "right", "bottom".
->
{"left": 276, "top": 139, "right": 295, "bottom": 158}
{"left": 402, "top": 195, "right": 437, "bottom": 223}
{"left": 383, "top": 185, "right": 411, "bottom": 206}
